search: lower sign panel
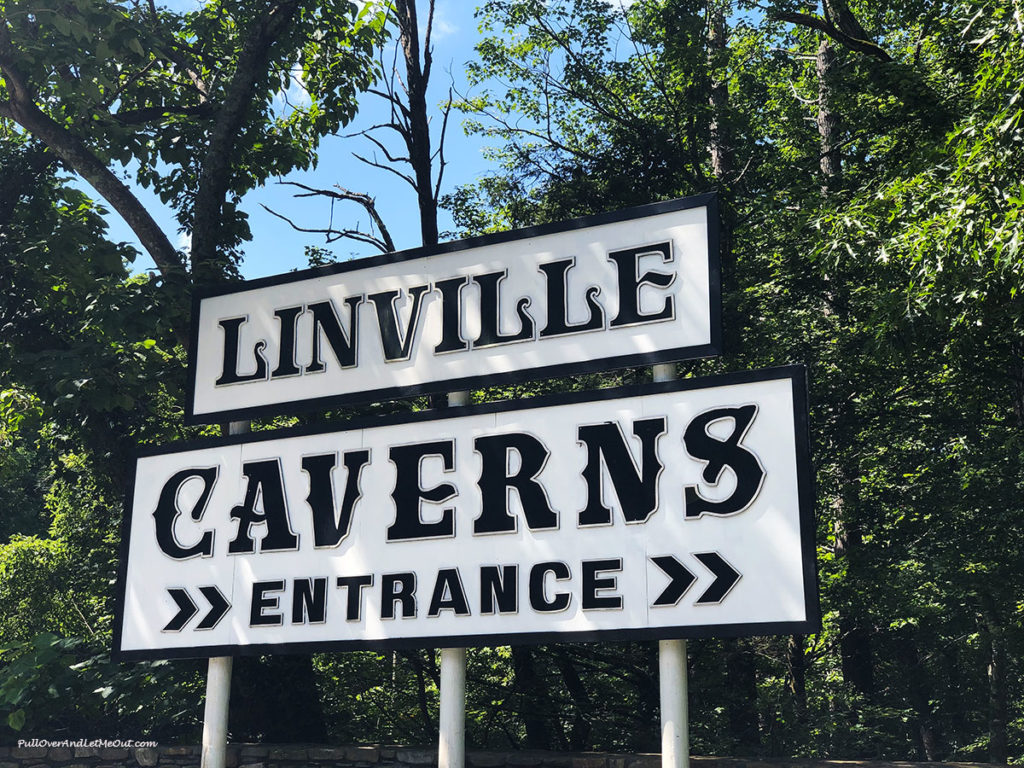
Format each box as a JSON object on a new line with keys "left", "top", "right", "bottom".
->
{"left": 114, "top": 366, "right": 818, "bottom": 660}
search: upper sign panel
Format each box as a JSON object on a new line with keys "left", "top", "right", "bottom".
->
{"left": 187, "top": 195, "right": 720, "bottom": 424}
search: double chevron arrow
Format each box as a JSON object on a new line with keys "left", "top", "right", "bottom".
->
{"left": 163, "top": 586, "right": 230, "bottom": 631}
{"left": 650, "top": 552, "right": 741, "bottom": 606}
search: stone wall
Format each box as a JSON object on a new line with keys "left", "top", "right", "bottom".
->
{"left": 0, "top": 744, "right": 998, "bottom": 768}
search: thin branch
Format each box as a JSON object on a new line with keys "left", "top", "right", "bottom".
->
{"left": 353, "top": 152, "right": 417, "bottom": 188}
{"left": 277, "top": 181, "right": 396, "bottom": 252}
{"left": 769, "top": 9, "right": 893, "bottom": 62}
{"left": 432, "top": 84, "right": 453, "bottom": 202}
{"left": 261, "top": 203, "right": 392, "bottom": 253}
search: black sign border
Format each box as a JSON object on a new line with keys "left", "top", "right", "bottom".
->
{"left": 185, "top": 194, "right": 722, "bottom": 425}
{"left": 116, "top": 365, "right": 818, "bottom": 662}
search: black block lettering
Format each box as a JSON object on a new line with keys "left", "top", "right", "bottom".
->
{"left": 474, "top": 433, "right": 557, "bottom": 534}
{"left": 337, "top": 575, "right": 374, "bottom": 621}
{"left": 428, "top": 568, "right": 471, "bottom": 617}
{"left": 215, "top": 316, "right": 268, "bottom": 385}
{"left": 578, "top": 418, "right": 666, "bottom": 525}
{"left": 473, "top": 270, "right": 535, "bottom": 347}
{"left": 433, "top": 276, "right": 469, "bottom": 354}
{"left": 302, "top": 450, "right": 370, "bottom": 548}
{"left": 529, "top": 561, "right": 571, "bottom": 613}
{"left": 368, "top": 285, "right": 431, "bottom": 361}
{"left": 480, "top": 565, "right": 518, "bottom": 614}
{"left": 153, "top": 467, "right": 217, "bottom": 559}
{"left": 539, "top": 258, "right": 604, "bottom": 337}
{"left": 683, "top": 405, "right": 766, "bottom": 518}
{"left": 581, "top": 559, "right": 623, "bottom": 610}
{"left": 250, "top": 580, "right": 285, "bottom": 626}
{"left": 292, "top": 577, "right": 328, "bottom": 624}
{"left": 381, "top": 572, "right": 417, "bottom": 619}
{"left": 228, "top": 459, "right": 299, "bottom": 553}
{"left": 387, "top": 441, "right": 457, "bottom": 541}
{"left": 271, "top": 305, "right": 304, "bottom": 378}
{"left": 609, "top": 243, "right": 675, "bottom": 327}
{"left": 306, "top": 296, "right": 361, "bottom": 373}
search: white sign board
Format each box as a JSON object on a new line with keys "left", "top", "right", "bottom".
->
{"left": 115, "top": 367, "right": 818, "bottom": 660}
{"left": 186, "top": 195, "right": 720, "bottom": 424}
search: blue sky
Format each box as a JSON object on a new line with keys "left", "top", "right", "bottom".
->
{"left": 98, "top": 0, "right": 492, "bottom": 280}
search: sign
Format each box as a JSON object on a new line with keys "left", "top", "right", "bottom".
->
{"left": 186, "top": 195, "right": 720, "bottom": 425}
{"left": 115, "top": 367, "right": 818, "bottom": 660}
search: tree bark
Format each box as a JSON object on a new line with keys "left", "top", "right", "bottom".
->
{"left": 394, "top": 0, "right": 439, "bottom": 248}
{"left": 895, "top": 629, "right": 941, "bottom": 760}
{"left": 724, "top": 639, "right": 761, "bottom": 755}
{"left": 981, "top": 603, "right": 1008, "bottom": 764}
{"left": 512, "top": 645, "right": 555, "bottom": 749}
{"left": 816, "top": 38, "right": 840, "bottom": 193}
{"left": 707, "top": 2, "right": 732, "bottom": 182}
{"left": 787, "top": 635, "right": 807, "bottom": 719}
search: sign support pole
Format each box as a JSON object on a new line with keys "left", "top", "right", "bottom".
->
{"left": 201, "top": 420, "right": 247, "bottom": 768}
{"left": 653, "top": 364, "right": 689, "bottom": 768}
{"left": 439, "top": 391, "right": 469, "bottom": 768}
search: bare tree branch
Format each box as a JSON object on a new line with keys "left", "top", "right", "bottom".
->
{"left": 277, "top": 181, "right": 396, "bottom": 252}
{"left": 261, "top": 203, "right": 393, "bottom": 253}
{"left": 353, "top": 152, "right": 417, "bottom": 188}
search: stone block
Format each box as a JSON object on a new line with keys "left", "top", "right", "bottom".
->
{"left": 134, "top": 747, "right": 159, "bottom": 766}
{"left": 0, "top": 761, "right": 18, "bottom": 768}
{"left": 269, "top": 747, "right": 306, "bottom": 761}
{"left": 163, "top": 747, "right": 195, "bottom": 756}
{"left": 609, "top": 757, "right": 627, "bottom": 768}
{"left": 540, "top": 755, "right": 573, "bottom": 768}
{"left": 397, "top": 749, "right": 436, "bottom": 766}
{"left": 469, "top": 752, "right": 507, "bottom": 768}
{"left": 48, "top": 748, "right": 73, "bottom": 761}
{"left": 347, "top": 746, "right": 382, "bottom": 763}
{"left": 100, "top": 749, "right": 130, "bottom": 761}
{"left": 508, "top": 753, "right": 543, "bottom": 767}
{"left": 241, "top": 747, "right": 270, "bottom": 759}
{"left": 239, "top": 763, "right": 267, "bottom": 768}
{"left": 572, "top": 757, "right": 607, "bottom": 768}
{"left": 627, "top": 756, "right": 660, "bottom": 768}
{"left": 11, "top": 749, "right": 46, "bottom": 760}
{"left": 307, "top": 749, "right": 341, "bottom": 761}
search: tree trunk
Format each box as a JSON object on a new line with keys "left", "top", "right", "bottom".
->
{"left": 554, "top": 649, "right": 592, "bottom": 750}
{"left": 981, "top": 605, "right": 1008, "bottom": 764}
{"left": 787, "top": 635, "right": 807, "bottom": 719}
{"left": 394, "top": 0, "right": 439, "bottom": 248}
{"left": 512, "top": 646, "right": 555, "bottom": 748}
{"left": 707, "top": 2, "right": 732, "bottom": 182}
{"left": 895, "top": 630, "right": 941, "bottom": 760}
{"left": 833, "top": 496, "right": 875, "bottom": 700}
{"left": 724, "top": 639, "right": 761, "bottom": 755}
{"left": 816, "top": 37, "right": 840, "bottom": 193}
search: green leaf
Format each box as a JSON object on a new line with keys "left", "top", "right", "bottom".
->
{"left": 7, "top": 709, "right": 25, "bottom": 731}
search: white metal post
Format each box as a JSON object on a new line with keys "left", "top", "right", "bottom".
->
{"left": 652, "top": 364, "right": 689, "bottom": 768}
{"left": 439, "top": 646, "right": 467, "bottom": 768}
{"left": 659, "top": 639, "right": 689, "bottom": 768}
{"left": 201, "top": 420, "right": 247, "bottom": 768}
{"left": 201, "top": 656, "right": 233, "bottom": 768}
{"left": 439, "top": 392, "right": 469, "bottom": 768}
